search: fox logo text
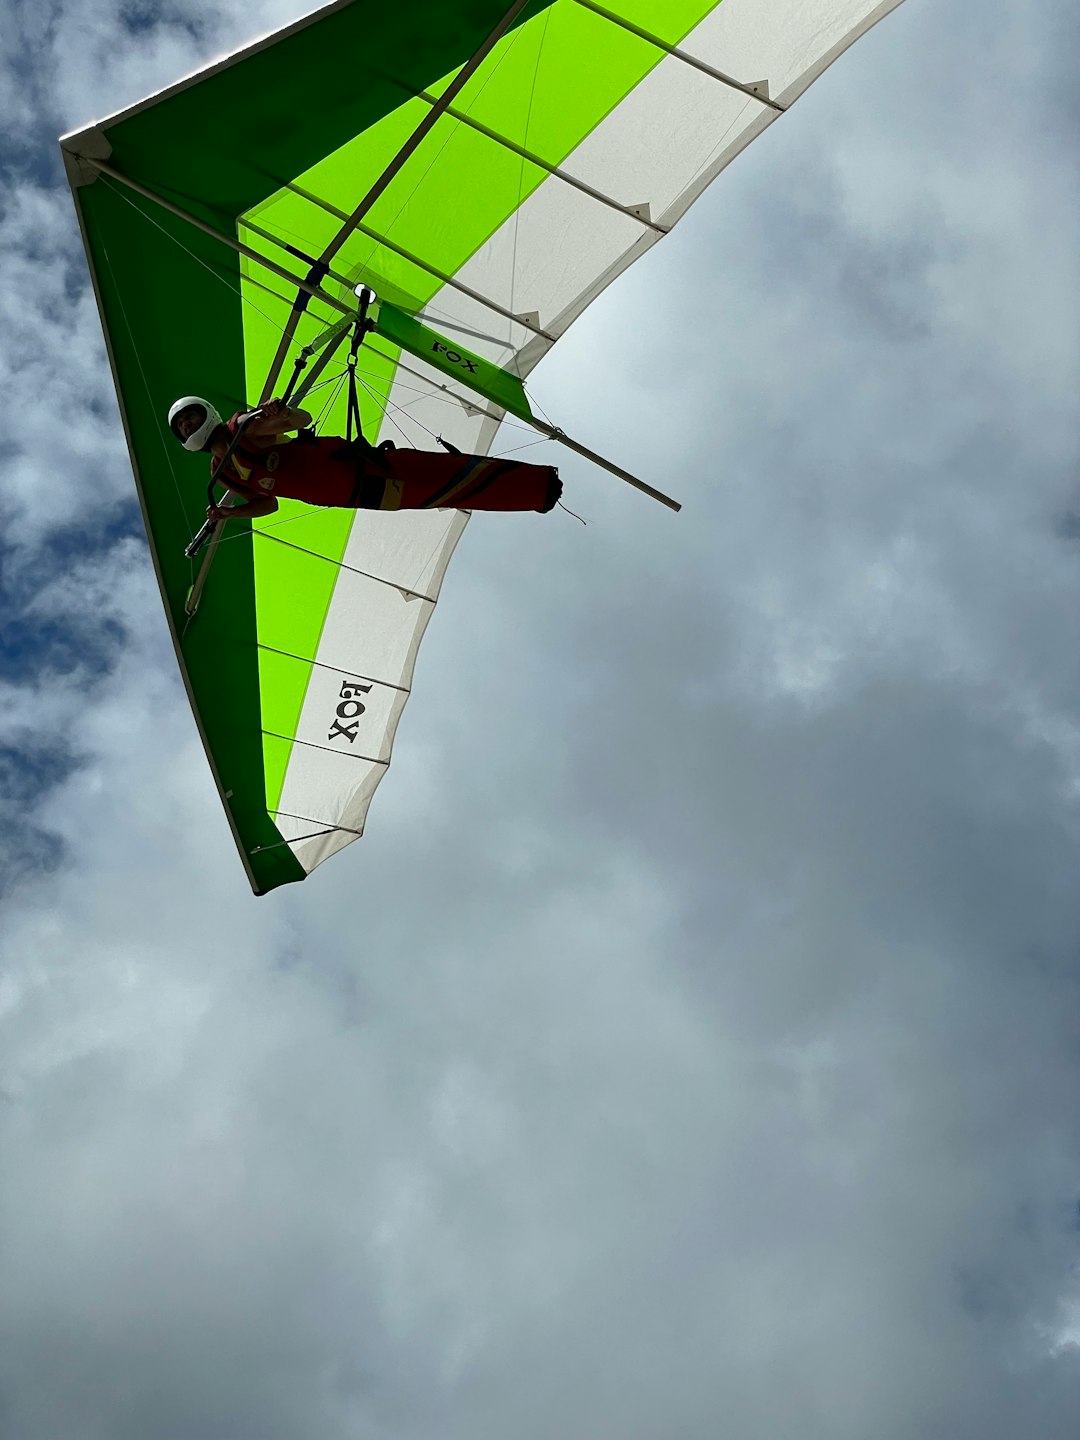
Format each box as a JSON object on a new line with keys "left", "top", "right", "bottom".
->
{"left": 329, "top": 680, "right": 373, "bottom": 743}
{"left": 430, "top": 340, "right": 478, "bottom": 375}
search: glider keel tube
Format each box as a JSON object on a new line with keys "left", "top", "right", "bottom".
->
{"left": 532, "top": 422, "right": 681, "bottom": 512}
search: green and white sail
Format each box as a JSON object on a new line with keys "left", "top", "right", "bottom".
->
{"left": 62, "top": 0, "right": 905, "bottom": 894}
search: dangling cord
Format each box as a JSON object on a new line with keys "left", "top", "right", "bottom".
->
{"left": 310, "top": 367, "right": 349, "bottom": 436}
{"left": 558, "top": 500, "right": 587, "bottom": 525}
{"left": 354, "top": 370, "right": 439, "bottom": 449}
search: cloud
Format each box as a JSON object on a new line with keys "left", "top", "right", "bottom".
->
{"left": 1, "top": 1, "right": 1079, "bottom": 1438}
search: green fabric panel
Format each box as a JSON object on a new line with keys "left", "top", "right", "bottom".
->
{"left": 238, "top": 269, "right": 403, "bottom": 818}
{"left": 253, "top": 522, "right": 346, "bottom": 675}
{"left": 252, "top": 515, "right": 349, "bottom": 812}
{"left": 257, "top": 648, "right": 314, "bottom": 811}
{"left": 243, "top": 98, "right": 447, "bottom": 317}
{"left": 99, "top": 0, "right": 559, "bottom": 219}
{"left": 375, "top": 303, "right": 533, "bottom": 421}
{"left": 593, "top": 0, "right": 712, "bottom": 45}
{"left": 71, "top": 180, "right": 303, "bottom": 894}
{"left": 69, "top": 3, "right": 566, "bottom": 892}
{"left": 252, "top": 512, "right": 355, "bottom": 665}
{"left": 240, "top": 0, "right": 720, "bottom": 833}
{"left": 249, "top": 0, "right": 717, "bottom": 317}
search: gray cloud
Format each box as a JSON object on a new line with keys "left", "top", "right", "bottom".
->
{"left": 1, "top": 1, "right": 1079, "bottom": 1437}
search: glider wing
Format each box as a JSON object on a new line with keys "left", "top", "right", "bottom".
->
{"left": 62, "top": 0, "right": 905, "bottom": 893}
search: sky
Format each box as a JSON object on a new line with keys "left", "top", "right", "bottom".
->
{"left": 2, "top": 1, "right": 1080, "bottom": 1437}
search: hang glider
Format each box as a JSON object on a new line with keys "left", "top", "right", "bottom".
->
{"left": 61, "top": 0, "right": 905, "bottom": 895}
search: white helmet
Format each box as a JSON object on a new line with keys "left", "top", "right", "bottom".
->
{"left": 168, "top": 396, "right": 222, "bottom": 452}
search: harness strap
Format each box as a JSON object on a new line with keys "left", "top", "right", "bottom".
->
{"left": 345, "top": 299, "right": 373, "bottom": 446}
{"left": 350, "top": 471, "right": 389, "bottom": 509}
{"left": 342, "top": 438, "right": 397, "bottom": 509}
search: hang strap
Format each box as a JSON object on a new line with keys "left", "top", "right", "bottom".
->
{"left": 345, "top": 289, "right": 375, "bottom": 445}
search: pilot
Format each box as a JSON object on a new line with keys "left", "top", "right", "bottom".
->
{"left": 167, "top": 396, "right": 562, "bottom": 518}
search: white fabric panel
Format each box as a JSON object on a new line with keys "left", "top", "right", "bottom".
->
{"left": 565, "top": 57, "right": 759, "bottom": 223}
{"left": 272, "top": 748, "right": 388, "bottom": 872}
{"left": 298, "top": 566, "right": 434, "bottom": 689}
{"left": 287, "top": 661, "right": 409, "bottom": 765}
{"left": 277, "top": 397, "right": 488, "bottom": 865}
{"left": 418, "top": 0, "right": 904, "bottom": 367}
{"left": 276, "top": 510, "right": 464, "bottom": 849}
{"left": 424, "top": 176, "right": 645, "bottom": 368}
{"left": 690, "top": 0, "right": 904, "bottom": 107}
{"left": 278, "top": 0, "right": 906, "bottom": 875}
{"left": 652, "top": 0, "right": 907, "bottom": 226}
{"left": 276, "top": 326, "right": 504, "bottom": 867}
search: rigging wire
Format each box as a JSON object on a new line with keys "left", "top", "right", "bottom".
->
{"left": 492, "top": 434, "right": 553, "bottom": 459}
{"left": 291, "top": 369, "right": 345, "bottom": 400}
{"left": 347, "top": 359, "right": 538, "bottom": 440}
{"left": 101, "top": 175, "right": 401, "bottom": 475}
{"left": 212, "top": 505, "right": 324, "bottom": 546}
{"left": 99, "top": 144, "right": 563, "bottom": 566}
{"left": 310, "top": 367, "right": 349, "bottom": 433}
{"left": 207, "top": 370, "right": 351, "bottom": 549}
{"left": 522, "top": 381, "right": 557, "bottom": 431}
{"left": 99, "top": 175, "right": 312, "bottom": 350}
{"left": 348, "top": 373, "right": 471, "bottom": 584}
{"left": 100, "top": 171, "right": 498, "bottom": 452}
{"left": 354, "top": 370, "right": 445, "bottom": 448}
{"left": 349, "top": 21, "right": 530, "bottom": 289}
{"left": 269, "top": 810, "right": 364, "bottom": 837}
{"left": 101, "top": 152, "right": 553, "bottom": 466}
